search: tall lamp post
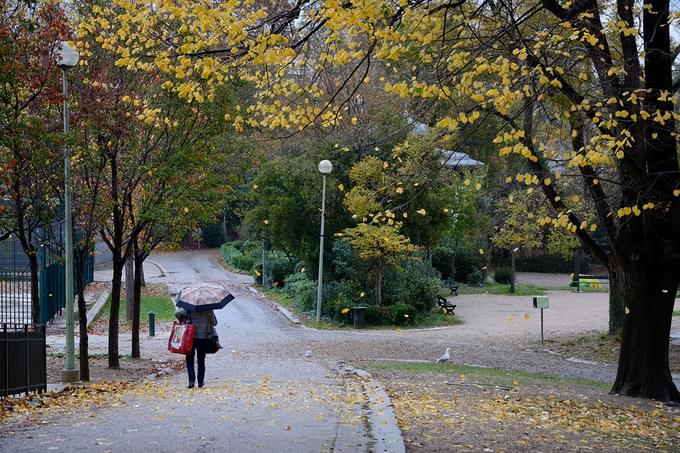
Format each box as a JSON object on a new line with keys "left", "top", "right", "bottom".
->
{"left": 56, "top": 41, "right": 79, "bottom": 383}
{"left": 315, "top": 160, "right": 332, "bottom": 322}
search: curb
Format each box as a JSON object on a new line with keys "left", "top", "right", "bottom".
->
{"left": 146, "top": 259, "right": 167, "bottom": 277}
{"left": 86, "top": 284, "right": 112, "bottom": 327}
{"left": 346, "top": 367, "right": 406, "bottom": 453}
{"left": 247, "top": 287, "right": 301, "bottom": 325}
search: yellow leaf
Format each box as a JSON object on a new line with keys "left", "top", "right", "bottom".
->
{"left": 351, "top": 117, "right": 358, "bottom": 125}
{"left": 341, "top": 308, "right": 350, "bottom": 314}
{"left": 416, "top": 208, "right": 427, "bottom": 215}
{"left": 338, "top": 184, "right": 345, "bottom": 191}
{"left": 479, "top": 248, "right": 484, "bottom": 255}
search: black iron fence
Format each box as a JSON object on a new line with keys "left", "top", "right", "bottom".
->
{"left": 0, "top": 231, "right": 94, "bottom": 325}
{"left": 0, "top": 323, "right": 46, "bottom": 397}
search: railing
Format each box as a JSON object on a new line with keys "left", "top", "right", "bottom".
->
{"left": 0, "top": 323, "right": 46, "bottom": 397}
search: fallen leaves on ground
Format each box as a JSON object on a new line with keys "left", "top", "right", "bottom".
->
{"left": 385, "top": 379, "right": 680, "bottom": 452}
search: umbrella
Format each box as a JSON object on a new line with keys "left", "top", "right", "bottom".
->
{"left": 176, "top": 282, "right": 234, "bottom": 312}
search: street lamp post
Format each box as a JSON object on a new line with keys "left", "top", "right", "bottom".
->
{"left": 56, "top": 41, "right": 79, "bottom": 383}
{"left": 316, "top": 160, "right": 332, "bottom": 323}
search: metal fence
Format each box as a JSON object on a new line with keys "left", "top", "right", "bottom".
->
{"left": 0, "top": 323, "right": 46, "bottom": 397}
{"left": 0, "top": 229, "right": 94, "bottom": 325}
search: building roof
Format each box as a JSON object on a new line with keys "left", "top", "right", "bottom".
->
{"left": 439, "top": 149, "right": 484, "bottom": 168}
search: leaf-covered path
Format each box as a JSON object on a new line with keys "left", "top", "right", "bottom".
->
{"left": 0, "top": 251, "right": 374, "bottom": 452}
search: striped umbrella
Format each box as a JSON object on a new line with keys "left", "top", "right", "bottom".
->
{"left": 175, "top": 282, "right": 234, "bottom": 312}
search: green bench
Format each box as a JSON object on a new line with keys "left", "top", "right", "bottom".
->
{"left": 570, "top": 274, "right": 609, "bottom": 292}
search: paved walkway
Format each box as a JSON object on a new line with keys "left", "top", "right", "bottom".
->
{"left": 1, "top": 251, "right": 379, "bottom": 453}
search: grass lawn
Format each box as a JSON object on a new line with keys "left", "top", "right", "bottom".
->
{"left": 674, "top": 311, "right": 680, "bottom": 317}
{"left": 362, "top": 359, "right": 610, "bottom": 391}
{"left": 97, "top": 284, "right": 175, "bottom": 322}
{"left": 447, "top": 283, "right": 547, "bottom": 296}
{"left": 366, "top": 360, "right": 677, "bottom": 452}
{"left": 261, "top": 287, "right": 463, "bottom": 330}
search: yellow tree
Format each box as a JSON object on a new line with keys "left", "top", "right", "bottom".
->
{"left": 86, "top": 0, "right": 680, "bottom": 402}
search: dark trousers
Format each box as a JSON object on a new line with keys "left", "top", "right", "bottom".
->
{"left": 186, "top": 338, "right": 209, "bottom": 385}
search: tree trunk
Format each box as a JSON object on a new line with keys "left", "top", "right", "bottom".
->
{"left": 510, "top": 249, "right": 516, "bottom": 294}
{"left": 611, "top": 258, "right": 680, "bottom": 402}
{"left": 131, "top": 250, "right": 143, "bottom": 358}
{"left": 375, "top": 261, "right": 383, "bottom": 307}
{"left": 28, "top": 252, "right": 40, "bottom": 325}
{"left": 76, "top": 269, "right": 89, "bottom": 381}
{"left": 607, "top": 259, "right": 625, "bottom": 336}
{"left": 125, "top": 257, "right": 134, "bottom": 321}
{"left": 108, "top": 259, "right": 123, "bottom": 369}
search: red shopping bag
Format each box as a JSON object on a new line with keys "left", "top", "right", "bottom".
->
{"left": 167, "top": 321, "right": 196, "bottom": 354}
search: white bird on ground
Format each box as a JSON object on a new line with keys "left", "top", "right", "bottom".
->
{"left": 305, "top": 349, "right": 313, "bottom": 358}
{"left": 436, "top": 347, "right": 450, "bottom": 363}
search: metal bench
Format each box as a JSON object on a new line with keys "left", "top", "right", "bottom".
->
{"left": 437, "top": 295, "right": 456, "bottom": 315}
{"left": 570, "top": 274, "right": 609, "bottom": 292}
{"left": 442, "top": 278, "right": 459, "bottom": 296}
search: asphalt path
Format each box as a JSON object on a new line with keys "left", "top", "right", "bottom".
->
{"left": 0, "top": 250, "right": 373, "bottom": 453}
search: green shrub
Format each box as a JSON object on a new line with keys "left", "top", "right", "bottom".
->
{"left": 220, "top": 244, "right": 242, "bottom": 265}
{"left": 431, "top": 247, "right": 455, "bottom": 279}
{"left": 389, "top": 304, "right": 416, "bottom": 326}
{"left": 232, "top": 254, "right": 256, "bottom": 272}
{"left": 515, "top": 254, "right": 587, "bottom": 273}
{"left": 453, "top": 247, "right": 486, "bottom": 282}
{"left": 467, "top": 268, "right": 487, "bottom": 286}
{"left": 364, "top": 305, "right": 387, "bottom": 325}
{"left": 225, "top": 240, "right": 244, "bottom": 251}
{"left": 395, "top": 260, "right": 440, "bottom": 313}
{"left": 332, "top": 239, "right": 366, "bottom": 280}
{"left": 284, "top": 273, "right": 317, "bottom": 312}
{"left": 268, "top": 257, "right": 294, "bottom": 286}
{"left": 494, "top": 267, "right": 512, "bottom": 284}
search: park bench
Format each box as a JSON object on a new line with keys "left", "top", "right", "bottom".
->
{"left": 437, "top": 295, "right": 457, "bottom": 315}
{"left": 442, "top": 278, "right": 460, "bottom": 296}
{"left": 570, "top": 273, "right": 609, "bottom": 292}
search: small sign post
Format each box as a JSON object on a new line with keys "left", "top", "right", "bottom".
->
{"left": 532, "top": 296, "right": 549, "bottom": 344}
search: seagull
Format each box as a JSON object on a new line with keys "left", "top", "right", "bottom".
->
{"left": 436, "top": 347, "right": 450, "bottom": 363}
{"left": 304, "top": 349, "right": 313, "bottom": 358}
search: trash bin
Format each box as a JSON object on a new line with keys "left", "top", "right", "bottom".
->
{"left": 352, "top": 306, "right": 366, "bottom": 329}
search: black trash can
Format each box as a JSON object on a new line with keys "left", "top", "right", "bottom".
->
{"left": 352, "top": 306, "right": 366, "bottom": 329}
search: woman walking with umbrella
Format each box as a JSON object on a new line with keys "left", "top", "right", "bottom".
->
{"left": 175, "top": 282, "right": 234, "bottom": 388}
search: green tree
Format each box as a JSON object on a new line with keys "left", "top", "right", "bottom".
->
{"left": 340, "top": 223, "right": 414, "bottom": 307}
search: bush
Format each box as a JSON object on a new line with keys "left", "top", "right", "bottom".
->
{"left": 395, "top": 260, "right": 440, "bottom": 313}
{"left": 268, "top": 257, "right": 294, "bottom": 286}
{"left": 220, "top": 244, "right": 242, "bottom": 265}
{"left": 494, "top": 267, "right": 512, "bottom": 284}
{"left": 364, "top": 305, "right": 388, "bottom": 325}
{"left": 467, "top": 268, "right": 486, "bottom": 286}
{"left": 225, "top": 240, "right": 244, "bottom": 251}
{"left": 331, "top": 239, "right": 367, "bottom": 281}
{"left": 431, "top": 247, "right": 455, "bottom": 279}
{"left": 452, "top": 247, "right": 486, "bottom": 282}
{"left": 389, "top": 304, "right": 417, "bottom": 326}
{"left": 201, "top": 223, "right": 226, "bottom": 248}
{"left": 232, "top": 254, "right": 256, "bottom": 272}
{"left": 284, "top": 273, "right": 317, "bottom": 312}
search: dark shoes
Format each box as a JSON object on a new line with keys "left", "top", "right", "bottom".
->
{"left": 188, "top": 382, "right": 195, "bottom": 389}
{"left": 198, "top": 382, "right": 204, "bottom": 388}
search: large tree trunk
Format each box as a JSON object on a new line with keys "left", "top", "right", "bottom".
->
{"left": 28, "top": 252, "right": 40, "bottom": 325}
{"left": 131, "top": 250, "right": 143, "bottom": 358}
{"left": 125, "top": 257, "right": 134, "bottom": 321}
{"left": 76, "top": 266, "right": 90, "bottom": 380}
{"left": 607, "top": 259, "right": 625, "bottom": 336}
{"left": 611, "top": 252, "right": 680, "bottom": 402}
{"left": 108, "top": 258, "right": 123, "bottom": 369}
